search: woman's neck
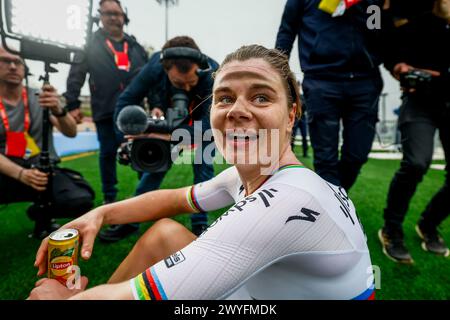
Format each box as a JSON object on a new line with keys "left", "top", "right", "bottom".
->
{"left": 0, "top": 82, "right": 22, "bottom": 105}
{"left": 236, "top": 144, "right": 301, "bottom": 196}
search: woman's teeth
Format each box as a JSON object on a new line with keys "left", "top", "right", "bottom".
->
{"left": 227, "top": 133, "right": 259, "bottom": 141}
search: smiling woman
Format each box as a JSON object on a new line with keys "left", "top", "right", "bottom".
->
{"left": 210, "top": 45, "right": 301, "bottom": 172}
{"left": 30, "top": 45, "right": 375, "bottom": 301}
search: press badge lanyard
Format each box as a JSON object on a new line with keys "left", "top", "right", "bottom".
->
{"left": 105, "top": 39, "right": 130, "bottom": 72}
{"left": 0, "top": 87, "right": 30, "bottom": 132}
{"left": 0, "top": 88, "right": 34, "bottom": 158}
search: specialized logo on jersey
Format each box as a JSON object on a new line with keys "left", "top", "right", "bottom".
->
{"left": 208, "top": 188, "right": 279, "bottom": 229}
{"left": 286, "top": 207, "right": 321, "bottom": 224}
{"left": 326, "top": 183, "right": 355, "bottom": 225}
{"left": 232, "top": 188, "right": 279, "bottom": 210}
{"left": 164, "top": 251, "right": 186, "bottom": 268}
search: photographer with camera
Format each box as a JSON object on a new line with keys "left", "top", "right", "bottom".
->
{"left": 379, "top": 0, "right": 450, "bottom": 262}
{"left": 63, "top": 0, "right": 148, "bottom": 205}
{"left": 0, "top": 47, "right": 80, "bottom": 238}
{"left": 105, "top": 36, "right": 218, "bottom": 241}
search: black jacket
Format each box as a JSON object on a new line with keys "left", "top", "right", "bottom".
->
{"left": 115, "top": 52, "right": 219, "bottom": 140}
{"left": 384, "top": 11, "right": 450, "bottom": 100}
{"left": 63, "top": 29, "right": 148, "bottom": 121}
{"left": 275, "top": 0, "right": 386, "bottom": 79}
{"left": 384, "top": 12, "right": 450, "bottom": 74}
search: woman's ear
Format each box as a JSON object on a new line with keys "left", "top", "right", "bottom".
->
{"left": 287, "top": 103, "right": 297, "bottom": 132}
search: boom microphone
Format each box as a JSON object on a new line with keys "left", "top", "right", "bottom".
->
{"left": 116, "top": 105, "right": 148, "bottom": 135}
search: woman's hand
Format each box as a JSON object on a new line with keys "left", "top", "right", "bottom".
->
{"left": 27, "top": 277, "right": 89, "bottom": 300}
{"left": 34, "top": 207, "right": 106, "bottom": 276}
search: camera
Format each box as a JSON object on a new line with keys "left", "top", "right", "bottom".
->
{"left": 116, "top": 91, "right": 189, "bottom": 173}
{"left": 399, "top": 69, "right": 433, "bottom": 91}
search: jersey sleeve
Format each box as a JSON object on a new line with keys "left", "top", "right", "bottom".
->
{"left": 130, "top": 180, "right": 353, "bottom": 300}
{"left": 185, "top": 166, "right": 239, "bottom": 213}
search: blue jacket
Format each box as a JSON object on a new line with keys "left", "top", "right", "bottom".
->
{"left": 275, "top": 0, "right": 385, "bottom": 79}
{"left": 115, "top": 52, "right": 219, "bottom": 141}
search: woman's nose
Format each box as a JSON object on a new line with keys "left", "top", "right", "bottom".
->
{"left": 227, "top": 98, "right": 252, "bottom": 121}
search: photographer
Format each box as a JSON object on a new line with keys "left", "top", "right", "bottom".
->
{"left": 0, "top": 47, "right": 78, "bottom": 238}
{"left": 275, "top": 0, "right": 389, "bottom": 192}
{"left": 106, "top": 36, "right": 218, "bottom": 241}
{"left": 63, "top": 0, "right": 148, "bottom": 205}
{"left": 379, "top": 0, "right": 450, "bottom": 262}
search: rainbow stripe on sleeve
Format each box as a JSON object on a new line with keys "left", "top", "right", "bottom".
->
{"left": 186, "top": 185, "right": 205, "bottom": 212}
{"left": 132, "top": 267, "right": 168, "bottom": 300}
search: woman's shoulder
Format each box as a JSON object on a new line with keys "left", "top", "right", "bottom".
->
{"left": 271, "top": 165, "right": 319, "bottom": 185}
{"left": 268, "top": 165, "right": 338, "bottom": 199}
{"left": 213, "top": 166, "right": 240, "bottom": 185}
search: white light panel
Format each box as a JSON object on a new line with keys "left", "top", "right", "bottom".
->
{"left": 9, "top": 0, "right": 91, "bottom": 49}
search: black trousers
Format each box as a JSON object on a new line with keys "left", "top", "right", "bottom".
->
{"left": 384, "top": 93, "right": 450, "bottom": 231}
{"left": 95, "top": 117, "right": 123, "bottom": 201}
{"left": 302, "top": 75, "right": 382, "bottom": 190}
{"left": 0, "top": 174, "right": 36, "bottom": 204}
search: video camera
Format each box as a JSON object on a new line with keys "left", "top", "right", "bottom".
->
{"left": 116, "top": 45, "right": 211, "bottom": 173}
{"left": 116, "top": 90, "right": 189, "bottom": 173}
{"left": 400, "top": 68, "right": 450, "bottom": 102}
{"left": 399, "top": 69, "right": 433, "bottom": 91}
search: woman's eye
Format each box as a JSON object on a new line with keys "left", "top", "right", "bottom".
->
{"left": 254, "top": 95, "right": 269, "bottom": 104}
{"left": 218, "top": 96, "right": 233, "bottom": 104}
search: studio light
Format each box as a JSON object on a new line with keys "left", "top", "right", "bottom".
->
{"left": 0, "top": 0, "right": 93, "bottom": 63}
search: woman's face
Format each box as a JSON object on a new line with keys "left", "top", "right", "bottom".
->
{"left": 211, "top": 58, "right": 296, "bottom": 166}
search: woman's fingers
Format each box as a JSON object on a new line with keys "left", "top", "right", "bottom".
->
{"left": 35, "top": 278, "right": 48, "bottom": 287}
{"left": 80, "top": 230, "right": 96, "bottom": 260}
{"left": 35, "top": 237, "right": 49, "bottom": 276}
{"left": 79, "top": 276, "right": 89, "bottom": 291}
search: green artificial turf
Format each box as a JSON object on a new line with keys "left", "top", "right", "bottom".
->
{"left": 0, "top": 149, "right": 448, "bottom": 300}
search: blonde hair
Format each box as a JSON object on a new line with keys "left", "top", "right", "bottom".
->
{"left": 214, "top": 44, "right": 302, "bottom": 119}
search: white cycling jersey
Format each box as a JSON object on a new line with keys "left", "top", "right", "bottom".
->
{"left": 130, "top": 164, "right": 375, "bottom": 300}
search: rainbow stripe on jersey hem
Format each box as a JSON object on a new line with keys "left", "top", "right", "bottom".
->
{"left": 352, "top": 284, "right": 376, "bottom": 300}
{"left": 186, "top": 185, "right": 205, "bottom": 212}
{"left": 132, "top": 267, "right": 168, "bottom": 300}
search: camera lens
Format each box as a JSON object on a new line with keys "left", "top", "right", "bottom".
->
{"left": 130, "top": 138, "right": 172, "bottom": 173}
{"left": 137, "top": 143, "right": 163, "bottom": 165}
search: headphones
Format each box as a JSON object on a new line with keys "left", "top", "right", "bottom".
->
{"left": 160, "top": 47, "right": 211, "bottom": 75}
{"left": 95, "top": 0, "right": 130, "bottom": 26}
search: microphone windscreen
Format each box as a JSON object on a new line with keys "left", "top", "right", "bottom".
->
{"left": 117, "top": 105, "right": 148, "bottom": 135}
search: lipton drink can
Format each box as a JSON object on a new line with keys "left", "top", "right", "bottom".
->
{"left": 48, "top": 229, "right": 79, "bottom": 286}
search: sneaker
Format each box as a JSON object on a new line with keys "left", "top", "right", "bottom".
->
{"left": 29, "top": 219, "right": 61, "bottom": 240}
{"left": 378, "top": 228, "right": 414, "bottom": 264}
{"left": 98, "top": 224, "right": 139, "bottom": 243}
{"left": 192, "top": 224, "right": 208, "bottom": 237}
{"left": 415, "top": 224, "right": 450, "bottom": 257}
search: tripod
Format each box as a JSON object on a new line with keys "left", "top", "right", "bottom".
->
{"left": 26, "top": 62, "right": 59, "bottom": 239}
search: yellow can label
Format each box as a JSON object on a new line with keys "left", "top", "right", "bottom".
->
{"left": 48, "top": 230, "right": 79, "bottom": 286}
